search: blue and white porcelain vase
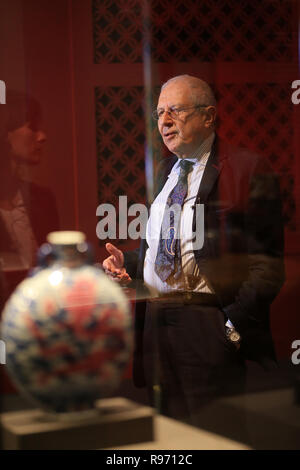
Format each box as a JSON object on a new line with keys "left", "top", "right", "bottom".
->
{"left": 1, "top": 231, "right": 132, "bottom": 415}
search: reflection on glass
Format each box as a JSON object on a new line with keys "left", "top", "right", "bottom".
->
{"left": 0, "top": 91, "right": 59, "bottom": 273}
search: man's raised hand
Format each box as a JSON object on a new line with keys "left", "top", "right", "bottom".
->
{"left": 102, "top": 242, "right": 132, "bottom": 285}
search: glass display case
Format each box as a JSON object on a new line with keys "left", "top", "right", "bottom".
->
{"left": 0, "top": 0, "right": 299, "bottom": 451}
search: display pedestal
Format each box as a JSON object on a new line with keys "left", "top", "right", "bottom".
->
{"left": 1, "top": 397, "right": 154, "bottom": 450}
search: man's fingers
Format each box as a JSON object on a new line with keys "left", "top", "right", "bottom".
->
{"left": 102, "top": 257, "right": 115, "bottom": 272}
{"left": 103, "top": 243, "right": 126, "bottom": 281}
{"left": 104, "top": 268, "right": 132, "bottom": 285}
{"left": 105, "top": 243, "right": 124, "bottom": 267}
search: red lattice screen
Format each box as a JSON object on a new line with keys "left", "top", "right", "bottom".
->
{"left": 95, "top": 83, "right": 296, "bottom": 229}
{"left": 217, "top": 83, "right": 295, "bottom": 228}
{"left": 92, "top": 0, "right": 294, "bottom": 63}
{"left": 92, "top": 0, "right": 298, "bottom": 233}
{"left": 95, "top": 87, "right": 146, "bottom": 206}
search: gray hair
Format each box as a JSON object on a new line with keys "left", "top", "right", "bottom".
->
{"left": 161, "top": 74, "right": 217, "bottom": 108}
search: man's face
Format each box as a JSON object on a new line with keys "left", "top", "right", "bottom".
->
{"left": 156, "top": 80, "right": 213, "bottom": 158}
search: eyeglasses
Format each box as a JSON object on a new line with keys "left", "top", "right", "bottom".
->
{"left": 152, "top": 104, "right": 208, "bottom": 121}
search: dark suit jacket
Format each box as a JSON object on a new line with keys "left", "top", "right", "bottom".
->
{"left": 124, "top": 136, "right": 285, "bottom": 385}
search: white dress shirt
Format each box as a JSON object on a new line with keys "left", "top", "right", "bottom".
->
{"left": 143, "top": 132, "right": 215, "bottom": 297}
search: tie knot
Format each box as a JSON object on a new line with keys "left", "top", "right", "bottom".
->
{"left": 179, "top": 159, "right": 194, "bottom": 176}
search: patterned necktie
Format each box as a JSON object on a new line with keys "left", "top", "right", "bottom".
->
{"left": 154, "top": 159, "right": 195, "bottom": 282}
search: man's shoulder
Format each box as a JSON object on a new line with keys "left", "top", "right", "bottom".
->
{"left": 216, "top": 137, "right": 276, "bottom": 175}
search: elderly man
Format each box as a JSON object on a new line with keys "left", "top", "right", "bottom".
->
{"left": 103, "top": 75, "right": 284, "bottom": 425}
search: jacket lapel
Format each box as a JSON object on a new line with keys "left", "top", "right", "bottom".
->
{"left": 154, "top": 155, "right": 177, "bottom": 199}
{"left": 153, "top": 137, "right": 226, "bottom": 205}
{"left": 196, "top": 136, "right": 225, "bottom": 204}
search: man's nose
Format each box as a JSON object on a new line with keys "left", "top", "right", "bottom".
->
{"left": 160, "top": 110, "right": 173, "bottom": 126}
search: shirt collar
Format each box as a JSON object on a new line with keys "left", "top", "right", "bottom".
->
{"left": 172, "top": 132, "right": 215, "bottom": 173}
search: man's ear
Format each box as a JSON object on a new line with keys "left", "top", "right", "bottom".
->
{"left": 204, "top": 106, "right": 217, "bottom": 128}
